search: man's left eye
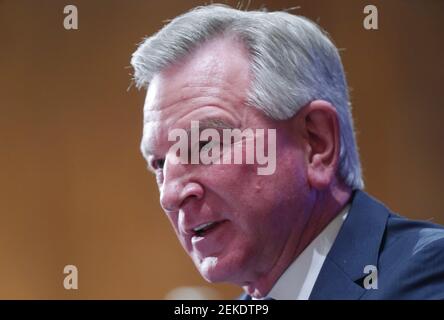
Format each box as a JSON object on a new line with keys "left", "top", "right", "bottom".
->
{"left": 199, "top": 140, "right": 211, "bottom": 151}
{"left": 152, "top": 158, "right": 165, "bottom": 170}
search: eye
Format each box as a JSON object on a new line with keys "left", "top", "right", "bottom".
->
{"left": 199, "top": 139, "right": 211, "bottom": 151}
{"left": 151, "top": 158, "right": 165, "bottom": 170}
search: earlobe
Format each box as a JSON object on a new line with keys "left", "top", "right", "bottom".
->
{"left": 302, "top": 100, "right": 340, "bottom": 190}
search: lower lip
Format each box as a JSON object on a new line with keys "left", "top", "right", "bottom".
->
{"left": 191, "top": 221, "right": 229, "bottom": 254}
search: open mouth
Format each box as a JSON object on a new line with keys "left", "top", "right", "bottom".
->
{"left": 192, "top": 221, "right": 224, "bottom": 237}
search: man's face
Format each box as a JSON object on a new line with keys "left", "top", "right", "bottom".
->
{"left": 141, "top": 38, "right": 312, "bottom": 287}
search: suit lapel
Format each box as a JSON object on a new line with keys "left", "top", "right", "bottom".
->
{"left": 309, "top": 190, "right": 390, "bottom": 299}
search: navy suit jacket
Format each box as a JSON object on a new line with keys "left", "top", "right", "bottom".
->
{"left": 241, "top": 190, "right": 444, "bottom": 299}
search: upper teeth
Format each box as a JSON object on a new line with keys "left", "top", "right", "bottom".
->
{"left": 193, "top": 222, "right": 214, "bottom": 233}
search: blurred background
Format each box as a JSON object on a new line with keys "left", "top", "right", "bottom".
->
{"left": 0, "top": 0, "right": 443, "bottom": 299}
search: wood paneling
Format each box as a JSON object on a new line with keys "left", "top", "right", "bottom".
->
{"left": 0, "top": 0, "right": 442, "bottom": 299}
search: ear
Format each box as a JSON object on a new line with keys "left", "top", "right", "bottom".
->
{"left": 298, "top": 100, "right": 340, "bottom": 190}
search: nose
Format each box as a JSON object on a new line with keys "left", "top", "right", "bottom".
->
{"left": 159, "top": 157, "right": 204, "bottom": 213}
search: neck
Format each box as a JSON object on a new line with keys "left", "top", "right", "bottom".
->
{"left": 243, "top": 181, "right": 352, "bottom": 298}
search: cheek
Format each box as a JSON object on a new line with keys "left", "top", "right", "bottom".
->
{"left": 200, "top": 161, "right": 259, "bottom": 194}
{"left": 165, "top": 212, "right": 187, "bottom": 246}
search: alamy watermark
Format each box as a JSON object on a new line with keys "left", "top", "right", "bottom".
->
{"left": 363, "top": 265, "right": 378, "bottom": 290}
{"left": 167, "top": 121, "right": 276, "bottom": 175}
{"left": 363, "top": 5, "right": 378, "bottom": 30}
{"left": 63, "top": 5, "right": 78, "bottom": 30}
{"left": 63, "top": 264, "right": 78, "bottom": 290}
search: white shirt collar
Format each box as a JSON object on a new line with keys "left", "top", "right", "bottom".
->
{"left": 265, "top": 205, "right": 349, "bottom": 300}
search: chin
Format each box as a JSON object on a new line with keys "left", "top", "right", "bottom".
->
{"left": 196, "top": 254, "right": 246, "bottom": 285}
{"left": 197, "top": 256, "right": 226, "bottom": 283}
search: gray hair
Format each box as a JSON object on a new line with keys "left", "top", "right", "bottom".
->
{"left": 131, "top": 4, "right": 364, "bottom": 189}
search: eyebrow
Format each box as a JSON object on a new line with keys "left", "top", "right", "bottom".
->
{"left": 184, "top": 118, "right": 236, "bottom": 135}
{"left": 142, "top": 117, "right": 237, "bottom": 161}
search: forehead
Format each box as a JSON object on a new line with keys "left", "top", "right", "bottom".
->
{"left": 143, "top": 36, "right": 251, "bottom": 114}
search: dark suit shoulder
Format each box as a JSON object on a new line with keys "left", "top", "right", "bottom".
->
{"left": 369, "top": 214, "right": 444, "bottom": 299}
{"left": 382, "top": 213, "right": 444, "bottom": 257}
